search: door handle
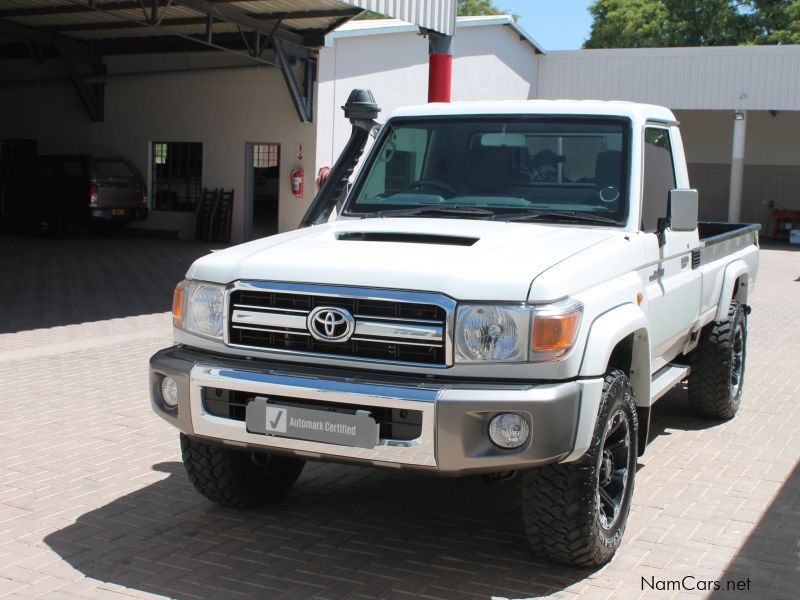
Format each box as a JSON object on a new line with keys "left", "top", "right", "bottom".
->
{"left": 681, "top": 256, "right": 689, "bottom": 269}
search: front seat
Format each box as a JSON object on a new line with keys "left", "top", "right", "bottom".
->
{"left": 595, "top": 150, "right": 622, "bottom": 204}
{"left": 463, "top": 145, "right": 515, "bottom": 194}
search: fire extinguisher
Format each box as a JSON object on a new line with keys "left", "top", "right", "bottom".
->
{"left": 291, "top": 144, "right": 304, "bottom": 198}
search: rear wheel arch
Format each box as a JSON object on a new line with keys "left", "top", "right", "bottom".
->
{"left": 715, "top": 261, "right": 750, "bottom": 321}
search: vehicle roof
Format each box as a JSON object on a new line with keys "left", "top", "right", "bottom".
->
{"left": 388, "top": 99, "right": 677, "bottom": 123}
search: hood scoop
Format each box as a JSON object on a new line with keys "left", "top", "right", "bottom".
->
{"left": 336, "top": 231, "right": 479, "bottom": 246}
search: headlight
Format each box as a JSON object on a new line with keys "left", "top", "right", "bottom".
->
{"left": 454, "top": 300, "right": 582, "bottom": 363}
{"left": 172, "top": 280, "right": 225, "bottom": 339}
{"left": 455, "top": 305, "right": 530, "bottom": 362}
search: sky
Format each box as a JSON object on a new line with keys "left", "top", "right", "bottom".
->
{"left": 497, "top": 0, "right": 595, "bottom": 51}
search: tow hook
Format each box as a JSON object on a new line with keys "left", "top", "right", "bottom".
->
{"left": 482, "top": 470, "right": 517, "bottom": 483}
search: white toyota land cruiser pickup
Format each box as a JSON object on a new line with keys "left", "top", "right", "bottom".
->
{"left": 150, "top": 91, "right": 759, "bottom": 567}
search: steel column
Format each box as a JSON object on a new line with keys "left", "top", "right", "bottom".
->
{"left": 728, "top": 111, "right": 747, "bottom": 222}
{"left": 274, "top": 39, "right": 316, "bottom": 123}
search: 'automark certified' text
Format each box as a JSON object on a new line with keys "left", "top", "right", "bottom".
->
{"left": 290, "top": 417, "right": 356, "bottom": 437}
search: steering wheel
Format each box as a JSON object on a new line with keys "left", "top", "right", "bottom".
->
{"left": 408, "top": 179, "right": 457, "bottom": 198}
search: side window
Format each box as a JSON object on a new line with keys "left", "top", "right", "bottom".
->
{"left": 37, "top": 160, "right": 58, "bottom": 180}
{"left": 641, "top": 127, "right": 676, "bottom": 231}
{"left": 152, "top": 142, "right": 203, "bottom": 212}
{"left": 357, "top": 128, "right": 429, "bottom": 202}
{"left": 61, "top": 160, "right": 85, "bottom": 177}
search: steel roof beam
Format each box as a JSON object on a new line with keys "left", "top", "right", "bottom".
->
{"left": 58, "top": 46, "right": 105, "bottom": 122}
{"left": 0, "top": 18, "right": 97, "bottom": 63}
{"left": 172, "top": 0, "right": 305, "bottom": 46}
{"left": 0, "top": 0, "right": 364, "bottom": 20}
{"left": 0, "top": 0, "right": 239, "bottom": 19}
{"left": 274, "top": 38, "right": 315, "bottom": 123}
{"left": 0, "top": 2, "right": 359, "bottom": 21}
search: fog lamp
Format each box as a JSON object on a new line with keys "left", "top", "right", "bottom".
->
{"left": 488, "top": 413, "right": 530, "bottom": 449}
{"left": 161, "top": 376, "right": 179, "bottom": 409}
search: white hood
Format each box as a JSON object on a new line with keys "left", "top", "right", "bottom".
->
{"left": 187, "top": 218, "right": 614, "bottom": 302}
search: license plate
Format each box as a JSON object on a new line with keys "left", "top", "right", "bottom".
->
{"left": 245, "top": 397, "right": 379, "bottom": 449}
{"left": 111, "top": 208, "right": 125, "bottom": 216}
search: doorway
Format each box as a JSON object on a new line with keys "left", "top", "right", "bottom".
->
{"left": 246, "top": 143, "right": 280, "bottom": 240}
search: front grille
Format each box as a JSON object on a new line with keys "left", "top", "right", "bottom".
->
{"left": 202, "top": 388, "right": 423, "bottom": 441}
{"left": 226, "top": 283, "right": 451, "bottom": 366}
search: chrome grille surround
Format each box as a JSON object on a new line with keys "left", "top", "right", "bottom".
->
{"left": 224, "top": 281, "right": 456, "bottom": 367}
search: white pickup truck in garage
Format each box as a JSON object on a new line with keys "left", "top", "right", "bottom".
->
{"left": 149, "top": 93, "right": 759, "bottom": 567}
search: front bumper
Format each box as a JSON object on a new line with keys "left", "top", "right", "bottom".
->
{"left": 150, "top": 346, "right": 601, "bottom": 476}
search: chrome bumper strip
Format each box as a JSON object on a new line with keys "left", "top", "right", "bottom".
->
{"left": 189, "top": 365, "right": 438, "bottom": 468}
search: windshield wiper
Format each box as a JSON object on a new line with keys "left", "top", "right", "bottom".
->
{"left": 374, "top": 206, "right": 496, "bottom": 219}
{"left": 498, "top": 211, "right": 621, "bottom": 225}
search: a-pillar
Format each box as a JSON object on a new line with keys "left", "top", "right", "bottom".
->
{"left": 728, "top": 110, "right": 747, "bottom": 222}
{"left": 426, "top": 30, "right": 453, "bottom": 103}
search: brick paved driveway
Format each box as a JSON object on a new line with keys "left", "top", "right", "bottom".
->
{"left": 0, "top": 233, "right": 798, "bottom": 599}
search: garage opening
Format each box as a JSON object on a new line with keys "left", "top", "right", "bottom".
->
{"left": 248, "top": 143, "right": 280, "bottom": 240}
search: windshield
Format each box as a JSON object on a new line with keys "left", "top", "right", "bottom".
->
{"left": 344, "top": 117, "right": 629, "bottom": 224}
{"left": 94, "top": 158, "right": 141, "bottom": 180}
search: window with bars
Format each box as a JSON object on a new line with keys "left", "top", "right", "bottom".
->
{"left": 253, "top": 143, "right": 280, "bottom": 168}
{"left": 151, "top": 142, "right": 203, "bottom": 211}
{"left": 0, "top": 139, "right": 37, "bottom": 160}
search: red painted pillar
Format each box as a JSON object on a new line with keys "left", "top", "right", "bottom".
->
{"left": 426, "top": 31, "right": 454, "bottom": 103}
{"left": 428, "top": 53, "right": 453, "bottom": 102}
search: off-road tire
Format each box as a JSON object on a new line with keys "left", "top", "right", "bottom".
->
{"left": 522, "top": 370, "right": 638, "bottom": 567}
{"left": 37, "top": 208, "right": 63, "bottom": 238}
{"left": 180, "top": 434, "right": 305, "bottom": 508}
{"left": 687, "top": 301, "right": 746, "bottom": 420}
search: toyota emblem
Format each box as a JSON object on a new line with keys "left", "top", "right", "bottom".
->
{"left": 307, "top": 306, "right": 355, "bottom": 342}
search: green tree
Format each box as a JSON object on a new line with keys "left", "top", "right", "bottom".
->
{"left": 457, "top": 0, "right": 505, "bottom": 15}
{"left": 584, "top": 0, "right": 670, "bottom": 48}
{"left": 747, "top": 0, "right": 800, "bottom": 43}
{"left": 586, "top": 0, "right": 800, "bottom": 47}
{"left": 664, "top": 0, "right": 749, "bottom": 45}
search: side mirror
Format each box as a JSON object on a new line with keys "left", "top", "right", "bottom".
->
{"left": 668, "top": 189, "right": 698, "bottom": 232}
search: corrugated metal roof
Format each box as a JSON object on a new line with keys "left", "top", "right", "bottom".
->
{"left": 0, "top": 0, "right": 457, "bottom": 49}
{"left": 537, "top": 46, "right": 800, "bottom": 111}
{"left": 342, "top": 0, "right": 456, "bottom": 35}
{"left": 0, "top": 0, "right": 365, "bottom": 48}
{"left": 331, "top": 15, "right": 544, "bottom": 53}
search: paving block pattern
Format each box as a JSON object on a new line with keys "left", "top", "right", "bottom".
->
{"left": 0, "top": 235, "right": 798, "bottom": 599}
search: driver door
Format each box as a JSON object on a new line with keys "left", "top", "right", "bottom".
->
{"left": 640, "top": 126, "right": 702, "bottom": 365}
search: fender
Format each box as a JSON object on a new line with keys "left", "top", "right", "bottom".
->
{"left": 564, "top": 304, "right": 651, "bottom": 463}
{"left": 715, "top": 260, "right": 749, "bottom": 321}
{"left": 580, "top": 303, "right": 651, "bottom": 406}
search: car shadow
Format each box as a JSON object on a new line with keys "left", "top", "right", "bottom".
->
{"left": 0, "top": 231, "right": 223, "bottom": 334}
{"left": 646, "top": 383, "right": 729, "bottom": 446}
{"left": 44, "top": 461, "right": 593, "bottom": 599}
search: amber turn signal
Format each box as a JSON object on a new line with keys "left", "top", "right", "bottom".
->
{"left": 532, "top": 311, "right": 581, "bottom": 353}
{"left": 172, "top": 283, "right": 185, "bottom": 327}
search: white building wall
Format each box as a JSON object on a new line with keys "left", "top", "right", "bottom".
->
{"left": 675, "top": 109, "right": 800, "bottom": 228}
{"left": 315, "top": 23, "right": 539, "bottom": 171}
{"left": 537, "top": 46, "right": 800, "bottom": 111}
{"left": 0, "top": 53, "right": 317, "bottom": 243}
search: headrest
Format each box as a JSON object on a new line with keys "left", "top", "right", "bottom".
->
{"left": 463, "top": 145, "right": 515, "bottom": 194}
{"left": 595, "top": 150, "right": 622, "bottom": 187}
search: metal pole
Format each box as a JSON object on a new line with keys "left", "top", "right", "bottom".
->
{"left": 728, "top": 110, "right": 747, "bottom": 222}
{"left": 426, "top": 30, "right": 453, "bottom": 103}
